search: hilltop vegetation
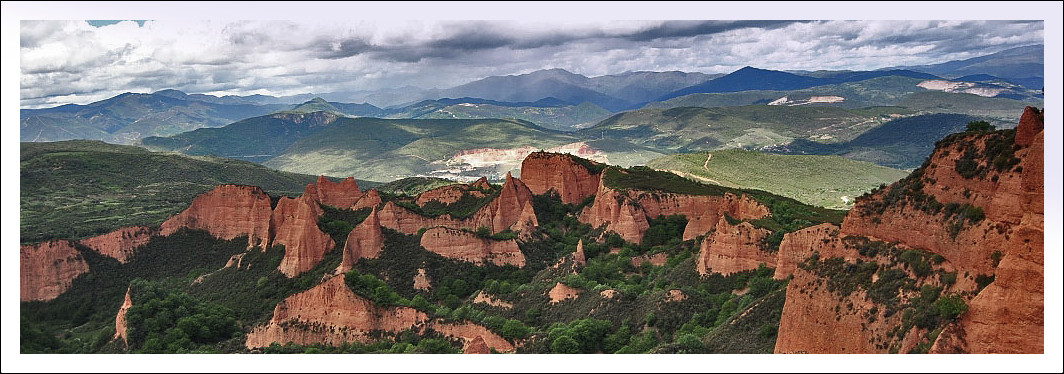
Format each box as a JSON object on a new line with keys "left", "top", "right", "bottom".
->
{"left": 18, "top": 141, "right": 339, "bottom": 243}
{"left": 647, "top": 149, "right": 909, "bottom": 209}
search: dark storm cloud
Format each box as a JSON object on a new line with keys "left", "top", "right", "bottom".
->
{"left": 624, "top": 20, "right": 803, "bottom": 42}
{"left": 317, "top": 38, "right": 373, "bottom": 59}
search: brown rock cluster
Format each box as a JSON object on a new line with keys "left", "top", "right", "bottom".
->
{"left": 79, "top": 226, "right": 155, "bottom": 264}
{"left": 521, "top": 151, "right": 603, "bottom": 205}
{"left": 696, "top": 216, "right": 775, "bottom": 276}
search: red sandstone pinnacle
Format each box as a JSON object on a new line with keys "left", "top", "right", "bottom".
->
{"left": 272, "top": 194, "right": 335, "bottom": 277}
{"left": 520, "top": 151, "right": 602, "bottom": 205}
{"left": 20, "top": 240, "right": 90, "bottom": 302}
{"left": 696, "top": 215, "right": 774, "bottom": 277}
{"left": 113, "top": 287, "right": 133, "bottom": 345}
{"left": 311, "top": 175, "right": 364, "bottom": 209}
{"left": 337, "top": 207, "right": 384, "bottom": 273}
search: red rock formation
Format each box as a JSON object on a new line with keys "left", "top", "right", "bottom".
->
{"left": 573, "top": 239, "right": 586, "bottom": 267}
{"left": 548, "top": 282, "right": 580, "bottom": 304}
{"left": 378, "top": 172, "right": 538, "bottom": 236}
{"left": 419, "top": 227, "right": 526, "bottom": 267}
{"left": 415, "top": 182, "right": 488, "bottom": 207}
{"left": 160, "top": 184, "right": 273, "bottom": 250}
{"left": 413, "top": 268, "right": 432, "bottom": 290}
{"left": 309, "top": 176, "right": 363, "bottom": 209}
{"left": 352, "top": 189, "right": 383, "bottom": 210}
{"left": 337, "top": 208, "right": 383, "bottom": 273}
{"left": 20, "top": 240, "right": 90, "bottom": 302}
{"left": 520, "top": 151, "right": 602, "bottom": 205}
{"left": 463, "top": 335, "right": 491, "bottom": 354}
{"left": 775, "top": 107, "right": 1045, "bottom": 354}
{"left": 773, "top": 223, "right": 848, "bottom": 280}
{"left": 272, "top": 194, "right": 335, "bottom": 277}
{"left": 697, "top": 216, "right": 775, "bottom": 276}
{"left": 931, "top": 123, "right": 1044, "bottom": 354}
{"left": 79, "top": 226, "right": 155, "bottom": 263}
{"left": 473, "top": 291, "right": 514, "bottom": 309}
{"left": 579, "top": 170, "right": 770, "bottom": 244}
{"left": 431, "top": 321, "right": 514, "bottom": 353}
{"left": 245, "top": 275, "right": 430, "bottom": 348}
{"left": 246, "top": 274, "right": 515, "bottom": 352}
{"left": 665, "top": 289, "right": 688, "bottom": 303}
{"left": 113, "top": 287, "right": 132, "bottom": 345}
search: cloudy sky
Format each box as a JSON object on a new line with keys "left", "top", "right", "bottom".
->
{"left": 13, "top": 3, "right": 1048, "bottom": 108}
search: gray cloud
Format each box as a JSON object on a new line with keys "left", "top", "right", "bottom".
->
{"left": 18, "top": 19, "right": 1045, "bottom": 109}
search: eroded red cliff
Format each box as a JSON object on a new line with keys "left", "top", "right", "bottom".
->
{"left": 160, "top": 184, "right": 273, "bottom": 250}
{"left": 419, "top": 227, "right": 526, "bottom": 267}
{"left": 272, "top": 194, "right": 335, "bottom": 277}
{"left": 308, "top": 176, "right": 363, "bottom": 209}
{"left": 337, "top": 208, "right": 384, "bottom": 273}
{"left": 520, "top": 152, "right": 602, "bottom": 205}
{"left": 79, "top": 226, "right": 155, "bottom": 263}
{"left": 20, "top": 240, "right": 90, "bottom": 302}
{"left": 696, "top": 216, "right": 775, "bottom": 276}
{"left": 775, "top": 107, "right": 1045, "bottom": 354}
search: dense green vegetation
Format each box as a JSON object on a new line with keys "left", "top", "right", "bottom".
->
{"left": 19, "top": 141, "right": 326, "bottom": 243}
{"left": 124, "top": 279, "right": 241, "bottom": 353}
{"left": 647, "top": 149, "right": 908, "bottom": 209}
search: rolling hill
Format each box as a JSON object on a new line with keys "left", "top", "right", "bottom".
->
{"left": 18, "top": 140, "right": 357, "bottom": 243}
{"left": 646, "top": 149, "right": 909, "bottom": 209}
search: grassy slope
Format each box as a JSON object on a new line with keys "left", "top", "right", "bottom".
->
{"left": 578, "top": 105, "right": 894, "bottom": 153}
{"left": 647, "top": 149, "right": 909, "bottom": 210}
{"left": 264, "top": 118, "right": 578, "bottom": 181}
{"left": 19, "top": 140, "right": 332, "bottom": 243}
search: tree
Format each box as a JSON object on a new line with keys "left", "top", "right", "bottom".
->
{"left": 966, "top": 120, "right": 995, "bottom": 132}
{"left": 500, "top": 319, "right": 530, "bottom": 340}
{"left": 551, "top": 335, "right": 581, "bottom": 354}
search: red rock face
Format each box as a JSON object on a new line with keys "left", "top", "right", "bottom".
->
{"left": 310, "top": 176, "right": 364, "bottom": 209}
{"left": 378, "top": 172, "right": 538, "bottom": 237}
{"left": 337, "top": 208, "right": 384, "bottom": 273}
{"left": 416, "top": 182, "right": 488, "bottom": 207}
{"left": 419, "top": 227, "right": 526, "bottom": 267}
{"left": 160, "top": 184, "right": 274, "bottom": 250}
{"left": 775, "top": 108, "right": 1045, "bottom": 354}
{"left": 579, "top": 169, "right": 770, "bottom": 245}
{"left": 520, "top": 152, "right": 602, "bottom": 205}
{"left": 79, "top": 226, "right": 155, "bottom": 263}
{"left": 246, "top": 274, "right": 514, "bottom": 352}
{"left": 20, "top": 240, "right": 89, "bottom": 302}
{"left": 696, "top": 216, "right": 775, "bottom": 276}
{"left": 548, "top": 282, "right": 580, "bottom": 304}
{"left": 413, "top": 268, "right": 432, "bottom": 290}
{"left": 113, "top": 287, "right": 133, "bottom": 345}
{"left": 272, "top": 194, "right": 335, "bottom": 277}
{"left": 463, "top": 335, "right": 491, "bottom": 354}
{"left": 353, "top": 189, "right": 383, "bottom": 210}
{"left": 245, "top": 275, "right": 430, "bottom": 348}
{"left": 573, "top": 239, "right": 587, "bottom": 267}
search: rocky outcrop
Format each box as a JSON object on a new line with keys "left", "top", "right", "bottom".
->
{"left": 352, "top": 189, "right": 382, "bottom": 210}
{"left": 632, "top": 252, "right": 668, "bottom": 268}
{"left": 160, "top": 184, "right": 273, "bottom": 250}
{"left": 520, "top": 152, "right": 602, "bottom": 205}
{"left": 246, "top": 274, "right": 514, "bottom": 352}
{"left": 930, "top": 119, "right": 1044, "bottom": 354}
{"left": 272, "top": 194, "right": 334, "bottom": 277}
{"left": 463, "top": 335, "right": 491, "bottom": 354}
{"left": 337, "top": 208, "right": 383, "bottom": 273}
{"left": 20, "top": 240, "right": 90, "bottom": 302}
{"left": 573, "top": 240, "right": 587, "bottom": 267}
{"left": 696, "top": 216, "right": 775, "bottom": 276}
{"left": 308, "top": 176, "right": 363, "bottom": 209}
{"left": 416, "top": 179, "right": 489, "bottom": 207}
{"left": 413, "top": 268, "right": 432, "bottom": 290}
{"left": 773, "top": 223, "right": 848, "bottom": 280}
{"left": 665, "top": 289, "right": 688, "bottom": 303}
{"left": 548, "top": 282, "right": 580, "bottom": 304}
{"left": 419, "top": 227, "right": 526, "bottom": 267}
{"left": 775, "top": 107, "right": 1045, "bottom": 354}
{"left": 113, "top": 287, "right": 133, "bottom": 345}
{"left": 245, "top": 275, "right": 430, "bottom": 348}
{"left": 379, "top": 172, "right": 538, "bottom": 236}
{"left": 579, "top": 170, "right": 770, "bottom": 244}
{"left": 78, "top": 226, "right": 155, "bottom": 263}
{"left": 473, "top": 291, "right": 514, "bottom": 309}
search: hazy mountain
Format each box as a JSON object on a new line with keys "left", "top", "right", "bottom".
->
{"left": 20, "top": 91, "right": 291, "bottom": 145}
{"left": 383, "top": 97, "right": 611, "bottom": 131}
{"left": 658, "top": 67, "right": 941, "bottom": 101}
{"left": 888, "top": 44, "right": 1043, "bottom": 89}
